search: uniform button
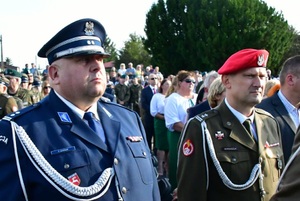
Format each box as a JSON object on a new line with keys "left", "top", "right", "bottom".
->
{"left": 226, "top": 122, "right": 231, "bottom": 126}
{"left": 142, "top": 151, "right": 147, "bottom": 156}
{"left": 114, "top": 158, "right": 119, "bottom": 165}
{"left": 64, "top": 163, "right": 70, "bottom": 169}
{"left": 231, "top": 157, "right": 237, "bottom": 163}
{"left": 122, "top": 187, "right": 127, "bottom": 194}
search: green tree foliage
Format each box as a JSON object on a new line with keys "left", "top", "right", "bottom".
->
{"left": 144, "top": 0, "right": 295, "bottom": 75}
{"left": 104, "top": 36, "right": 118, "bottom": 63}
{"left": 116, "top": 33, "right": 152, "bottom": 69}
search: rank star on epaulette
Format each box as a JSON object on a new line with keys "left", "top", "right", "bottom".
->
{"left": 215, "top": 131, "right": 224, "bottom": 140}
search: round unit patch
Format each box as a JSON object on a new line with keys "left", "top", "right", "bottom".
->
{"left": 182, "top": 139, "right": 194, "bottom": 156}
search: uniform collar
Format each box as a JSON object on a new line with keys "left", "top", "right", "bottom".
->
{"left": 54, "top": 90, "right": 99, "bottom": 120}
{"left": 224, "top": 98, "right": 254, "bottom": 123}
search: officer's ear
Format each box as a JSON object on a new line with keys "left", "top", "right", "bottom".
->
{"left": 221, "top": 74, "right": 231, "bottom": 89}
{"left": 48, "top": 64, "right": 60, "bottom": 84}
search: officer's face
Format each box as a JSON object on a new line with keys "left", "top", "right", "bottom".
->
{"left": 223, "top": 67, "right": 267, "bottom": 109}
{"left": 50, "top": 54, "right": 106, "bottom": 110}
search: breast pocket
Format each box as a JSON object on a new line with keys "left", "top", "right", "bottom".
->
{"left": 217, "top": 152, "right": 251, "bottom": 183}
{"left": 264, "top": 146, "right": 283, "bottom": 181}
{"left": 46, "top": 150, "right": 90, "bottom": 177}
{"left": 127, "top": 142, "right": 153, "bottom": 184}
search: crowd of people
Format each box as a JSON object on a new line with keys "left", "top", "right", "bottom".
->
{"left": 1, "top": 17, "right": 300, "bottom": 201}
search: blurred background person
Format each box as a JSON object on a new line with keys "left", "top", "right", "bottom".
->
{"left": 188, "top": 77, "right": 226, "bottom": 119}
{"left": 41, "top": 80, "right": 51, "bottom": 99}
{"left": 257, "top": 55, "right": 300, "bottom": 162}
{"left": 129, "top": 75, "right": 143, "bottom": 116}
{"left": 0, "top": 77, "right": 18, "bottom": 119}
{"left": 141, "top": 73, "right": 159, "bottom": 151}
{"left": 150, "top": 78, "right": 172, "bottom": 177}
{"left": 164, "top": 70, "right": 197, "bottom": 191}
{"left": 196, "top": 70, "right": 219, "bottom": 104}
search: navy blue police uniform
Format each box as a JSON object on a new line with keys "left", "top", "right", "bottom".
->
{"left": 0, "top": 18, "right": 160, "bottom": 201}
{"left": 0, "top": 91, "right": 159, "bottom": 201}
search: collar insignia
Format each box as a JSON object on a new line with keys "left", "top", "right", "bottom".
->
{"left": 58, "top": 112, "right": 72, "bottom": 123}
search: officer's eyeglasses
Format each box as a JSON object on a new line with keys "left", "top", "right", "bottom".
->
{"left": 183, "top": 79, "right": 196, "bottom": 84}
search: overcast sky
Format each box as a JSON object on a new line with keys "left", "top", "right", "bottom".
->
{"left": 0, "top": 0, "right": 299, "bottom": 69}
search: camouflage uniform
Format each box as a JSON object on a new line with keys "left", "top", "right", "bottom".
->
{"left": 0, "top": 93, "right": 18, "bottom": 118}
{"left": 114, "top": 83, "right": 130, "bottom": 107}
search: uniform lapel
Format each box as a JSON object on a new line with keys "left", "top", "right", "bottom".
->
{"left": 97, "top": 102, "right": 121, "bottom": 155}
{"left": 49, "top": 91, "right": 109, "bottom": 152}
{"left": 272, "top": 94, "right": 297, "bottom": 133}
{"left": 217, "top": 102, "right": 257, "bottom": 151}
{"left": 254, "top": 111, "right": 267, "bottom": 153}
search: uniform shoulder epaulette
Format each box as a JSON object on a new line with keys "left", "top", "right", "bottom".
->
{"left": 255, "top": 107, "right": 274, "bottom": 118}
{"left": 100, "top": 96, "right": 111, "bottom": 103}
{"left": 2, "top": 102, "right": 41, "bottom": 121}
{"left": 194, "top": 109, "right": 218, "bottom": 122}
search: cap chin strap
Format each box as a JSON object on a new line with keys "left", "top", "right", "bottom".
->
{"left": 193, "top": 116, "right": 266, "bottom": 197}
{"left": 11, "top": 121, "right": 120, "bottom": 201}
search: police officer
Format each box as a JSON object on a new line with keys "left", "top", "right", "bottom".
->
{"left": 177, "top": 49, "right": 284, "bottom": 201}
{"left": 0, "top": 77, "right": 18, "bottom": 118}
{"left": 0, "top": 18, "right": 160, "bottom": 201}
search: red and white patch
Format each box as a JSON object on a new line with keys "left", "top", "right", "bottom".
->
{"left": 182, "top": 139, "right": 194, "bottom": 156}
{"left": 68, "top": 173, "right": 81, "bottom": 186}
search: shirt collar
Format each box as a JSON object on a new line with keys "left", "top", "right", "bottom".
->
{"left": 225, "top": 98, "right": 254, "bottom": 123}
{"left": 54, "top": 90, "right": 99, "bottom": 120}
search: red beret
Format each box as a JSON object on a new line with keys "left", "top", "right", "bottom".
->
{"left": 218, "top": 49, "right": 269, "bottom": 75}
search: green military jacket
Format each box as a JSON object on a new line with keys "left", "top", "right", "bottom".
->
{"left": 9, "top": 87, "right": 32, "bottom": 108}
{"left": 177, "top": 101, "right": 284, "bottom": 201}
{"left": 129, "top": 84, "right": 143, "bottom": 104}
{"left": 114, "top": 83, "right": 130, "bottom": 105}
{"left": 0, "top": 93, "right": 18, "bottom": 118}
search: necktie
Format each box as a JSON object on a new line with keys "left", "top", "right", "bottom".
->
{"left": 83, "top": 112, "right": 106, "bottom": 143}
{"left": 243, "top": 119, "right": 255, "bottom": 140}
{"left": 153, "top": 88, "right": 156, "bottom": 94}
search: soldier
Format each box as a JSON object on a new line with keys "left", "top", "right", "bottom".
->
{"left": 0, "top": 77, "right": 18, "bottom": 118}
{"left": 30, "top": 79, "right": 43, "bottom": 104}
{"left": 114, "top": 74, "right": 130, "bottom": 107}
{"left": 0, "top": 18, "right": 159, "bottom": 201}
{"left": 5, "top": 69, "right": 31, "bottom": 109}
{"left": 129, "top": 75, "right": 143, "bottom": 115}
{"left": 177, "top": 49, "right": 284, "bottom": 201}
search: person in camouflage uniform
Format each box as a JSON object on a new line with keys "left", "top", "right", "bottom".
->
{"left": 4, "top": 69, "right": 32, "bottom": 108}
{"left": 0, "top": 77, "right": 18, "bottom": 118}
{"left": 114, "top": 74, "right": 130, "bottom": 107}
{"left": 129, "top": 76, "right": 143, "bottom": 115}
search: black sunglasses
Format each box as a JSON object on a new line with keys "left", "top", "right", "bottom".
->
{"left": 183, "top": 79, "right": 196, "bottom": 84}
{"left": 150, "top": 77, "right": 158, "bottom": 80}
{"left": 43, "top": 86, "right": 51, "bottom": 89}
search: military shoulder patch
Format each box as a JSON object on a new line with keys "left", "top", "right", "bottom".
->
{"left": 182, "top": 139, "right": 194, "bottom": 156}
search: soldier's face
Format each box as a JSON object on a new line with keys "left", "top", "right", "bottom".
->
{"left": 50, "top": 54, "right": 106, "bottom": 109}
{"left": 223, "top": 67, "right": 267, "bottom": 108}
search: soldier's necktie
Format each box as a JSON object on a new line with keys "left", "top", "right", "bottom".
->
{"left": 243, "top": 119, "right": 256, "bottom": 141}
{"left": 83, "top": 112, "right": 106, "bottom": 143}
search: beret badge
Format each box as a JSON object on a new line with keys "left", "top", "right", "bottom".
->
{"left": 84, "top": 21, "right": 95, "bottom": 36}
{"left": 257, "top": 54, "right": 266, "bottom": 67}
